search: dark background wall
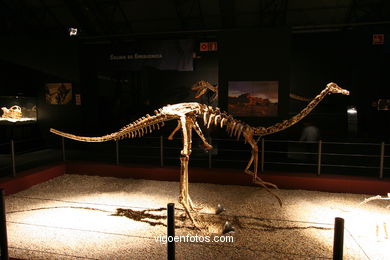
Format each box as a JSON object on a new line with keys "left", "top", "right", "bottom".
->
{"left": 0, "top": 28, "right": 389, "bottom": 142}
{"left": 0, "top": 36, "right": 82, "bottom": 142}
{"left": 77, "top": 39, "right": 218, "bottom": 136}
{"left": 0, "top": 36, "right": 80, "bottom": 82}
{"left": 218, "top": 28, "right": 290, "bottom": 127}
{"left": 290, "top": 30, "right": 389, "bottom": 140}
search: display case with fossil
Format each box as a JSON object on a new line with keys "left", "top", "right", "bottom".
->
{"left": 0, "top": 96, "right": 37, "bottom": 123}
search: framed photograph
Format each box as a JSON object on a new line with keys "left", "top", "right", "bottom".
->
{"left": 378, "top": 99, "right": 390, "bottom": 110}
{"left": 45, "top": 83, "right": 72, "bottom": 105}
{"left": 228, "top": 81, "right": 278, "bottom": 117}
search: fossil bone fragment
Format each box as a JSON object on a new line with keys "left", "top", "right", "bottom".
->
{"left": 191, "top": 80, "right": 218, "bottom": 101}
{"left": 51, "top": 82, "right": 349, "bottom": 229}
{"left": 1, "top": 105, "right": 22, "bottom": 119}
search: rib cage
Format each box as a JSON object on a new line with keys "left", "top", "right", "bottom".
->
{"left": 197, "top": 104, "right": 253, "bottom": 140}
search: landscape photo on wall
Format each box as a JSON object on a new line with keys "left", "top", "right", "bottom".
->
{"left": 228, "top": 81, "right": 279, "bottom": 117}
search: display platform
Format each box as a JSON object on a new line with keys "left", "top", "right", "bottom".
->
{"left": 2, "top": 173, "right": 389, "bottom": 259}
{"left": 1, "top": 162, "right": 389, "bottom": 196}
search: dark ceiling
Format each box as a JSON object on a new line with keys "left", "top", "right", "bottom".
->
{"left": 1, "top": 0, "right": 390, "bottom": 39}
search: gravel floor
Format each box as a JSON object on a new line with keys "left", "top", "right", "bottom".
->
{"left": 4, "top": 174, "right": 390, "bottom": 259}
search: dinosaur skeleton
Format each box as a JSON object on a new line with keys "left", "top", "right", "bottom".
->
{"left": 50, "top": 82, "right": 349, "bottom": 229}
{"left": 1, "top": 105, "right": 22, "bottom": 119}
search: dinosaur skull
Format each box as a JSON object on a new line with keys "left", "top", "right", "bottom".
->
{"left": 327, "top": 82, "right": 349, "bottom": 95}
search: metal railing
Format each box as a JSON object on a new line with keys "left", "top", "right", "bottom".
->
{"left": 1, "top": 136, "right": 389, "bottom": 179}
{"left": 0, "top": 138, "right": 62, "bottom": 177}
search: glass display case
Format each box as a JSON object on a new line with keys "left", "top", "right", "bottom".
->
{"left": 0, "top": 96, "right": 37, "bottom": 123}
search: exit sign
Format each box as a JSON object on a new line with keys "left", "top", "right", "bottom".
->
{"left": 200, "top": 42, "right": 218, "bottom": 51}
{"left": 373, "top": 34, "right": 384, "bottom": 45}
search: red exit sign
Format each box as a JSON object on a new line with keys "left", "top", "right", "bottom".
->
{"left": 200, "top": 42, "right": 218, "bottom": 51}
{"left": 373, "top": 34, "right": 384, "bottom": 45}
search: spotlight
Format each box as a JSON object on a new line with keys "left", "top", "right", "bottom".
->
{"left": 68, "top": 27, "right": 78, "bottom": 36}
{"left": 347, "top": 106, "right": 357, "bottom": 115}
{"left": 222, "top": 221, "right": 235, "bottom": 234}
{"left": 215, "top": 204, "right": 225, "bottom": 215}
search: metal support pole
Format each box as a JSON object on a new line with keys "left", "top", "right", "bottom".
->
{"left": 333, "top": 217, "right": 344, "bottom": 260}
{"left": 317, "top": 140, "right": 322, "bottom": 176}
{"left": 379, "top": 142, "right": 384, "bottom": 179}
{"left": 261, "top": 138, "right": 265, "bottom": 173}
{"left": 61, "top": 137, "right": 66, "bottom": 162}
{"left": 208, "top": 137, "right": 212, "bottom": 169}
{"left": 160, "top": 136, "right": 164, "bottom": 168}
{"left": 167, "top": 203, "right": 175, "bottom": 260}
{"left": 115, "top": 140, "right": 119, "bottom": 165}
{"left": 10, "top": 140, "right": 15, "bottom": 177}
{"left": 0, "top": 189, "right": 9, "bottom": 260}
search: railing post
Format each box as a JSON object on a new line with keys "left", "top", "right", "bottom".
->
{"left": 0, "top": 189, "right": 9, "bottom": 260}
{"left": 115, "top": 140, "right": 119, "bottom": 165}
{"left": 317, "top": 140, "right": 322, "bottom": 176}
{"left": 167, "top": 203, "right": 175, "bottom": 260}
{"left": 261, "top": 138, "right": 265, "bottom": 173}
{"left": 160, "top": 136, "right": 164, "bottom": 168}
{"left": 208, "top": 137, "right": 212, "bottom": 169}
{"left": 61, "top": 137, "right": 66, "bottom": 162}
{"left": 379, "top": 142, "right": 384, "bottom": 179}
{"left": 333, "top": 217, "right": 344, "bottom": 260}
{"left": 10, "top": 140, "right": 15, "bottom": 177}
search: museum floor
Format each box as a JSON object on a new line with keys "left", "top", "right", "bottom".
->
{"left": 1, "top": 163, "right": 390, "bottom": 259}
